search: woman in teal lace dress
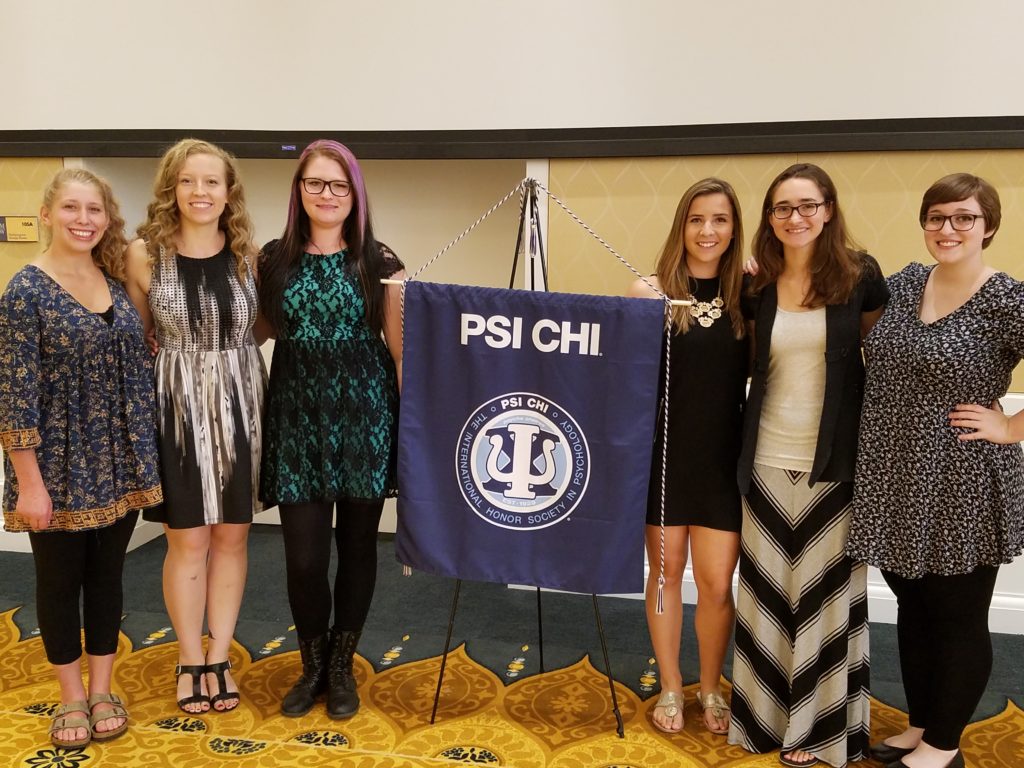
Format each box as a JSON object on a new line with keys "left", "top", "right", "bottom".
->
{"left": 258, "top": 139, "right": 404, "bottom": 720}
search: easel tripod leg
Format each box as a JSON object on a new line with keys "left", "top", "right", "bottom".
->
{"left": 592, "top": 593, "right": 624, "bottom": 737}
{"left": 535, "top": 586, "right": 545, "bottom": 673}
{"left": 431, "top": 578, "right": 462, "bottom": 724}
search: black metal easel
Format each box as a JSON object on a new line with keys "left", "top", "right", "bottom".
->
{"left": 428, "top": 179, "right": 624, "bottom": 738}
{"left": 429, "top": 581, "right": 625, "bottom": 738}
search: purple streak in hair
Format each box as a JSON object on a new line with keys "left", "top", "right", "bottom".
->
{"left": 286, "top": 139, "right": 368, "bottom": 245}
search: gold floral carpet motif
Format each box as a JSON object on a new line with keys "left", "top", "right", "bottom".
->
{"left": 0, "top": 609, "right": 1020, "bottom": 767}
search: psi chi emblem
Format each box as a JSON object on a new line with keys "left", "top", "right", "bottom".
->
{"left": 456, "top": 393, "right": 590, "bottom": 530}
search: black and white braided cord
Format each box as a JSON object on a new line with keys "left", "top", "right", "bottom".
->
{"left": 390, "top": 178, "right": 675, "bottom": 597}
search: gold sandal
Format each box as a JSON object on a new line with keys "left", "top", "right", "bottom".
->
{"left": 88, "top": 692, "right": 129, "bottom": 742}
{"left": 651, "top": 690, "right": 684, "bottom": 733}
{"left": 50, "top": 700, "right": 91, "bottom": 749}
{"left": 696, "top": 690, "right": 730, "bottom": 734}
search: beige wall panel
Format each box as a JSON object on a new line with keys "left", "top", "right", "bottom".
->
{"left": 359, "top": 160, "right": 526, "bottom": 287}
{"left": 549, "top": 150, "right": 1024, "bottom": 390}
{"left": 84, "top": 157, "right": 526, "bottom": 288}
{"left": 0, "top": 159, "right": 64, "bottom": 288}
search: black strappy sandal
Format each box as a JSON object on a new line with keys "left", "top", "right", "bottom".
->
{"left": 175, "top": 664, "right": 210, "bottom": 713}
{"left": 205, "top": 660, "right": 240, "bottom": 712}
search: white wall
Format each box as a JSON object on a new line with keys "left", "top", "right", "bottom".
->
{"left": 3, "top": 1, "right": 1024, "bottom": 131}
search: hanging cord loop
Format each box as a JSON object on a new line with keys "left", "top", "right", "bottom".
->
{"left": 384, "top": 177, "right": 685, "bottom": 586}
{"left": 383, "top": 177, "right": 691, "bottom": 304}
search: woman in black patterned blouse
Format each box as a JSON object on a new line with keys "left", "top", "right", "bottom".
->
{"left": 849, "top": 173, "right": 1024, "bottom": 768}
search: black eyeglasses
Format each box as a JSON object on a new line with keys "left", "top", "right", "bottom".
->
{"left": 920, "top": 213, "right": 984, "bottom": 232}
{"left": 301, "top": 178, "right": 352, "bottom": 197}
{"left": 768, "top": 201, "right": 829, "bottom": 220}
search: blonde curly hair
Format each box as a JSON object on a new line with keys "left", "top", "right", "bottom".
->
{"left": 137, "top": 139, "right": 256, "bottom": 277}
{"left": 41, "top": 168, "right": 128, "bottom": 281}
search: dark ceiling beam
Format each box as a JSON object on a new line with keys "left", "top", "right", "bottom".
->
{"left": 1, "top": 117, "right": 1023, "bottom": 160}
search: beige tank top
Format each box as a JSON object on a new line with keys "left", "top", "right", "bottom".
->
{"left": 754, "top": 306, "right": 826, "bottom": 473}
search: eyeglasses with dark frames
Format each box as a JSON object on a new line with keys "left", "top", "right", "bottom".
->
{"left": 301, "top": 177, "right": 352, "bottom": 197}
{"left": 768, "top": 201, "right": 829, "bottom": 220}
{"left": 920, "top": 213, "right": 984, "bottom": 232}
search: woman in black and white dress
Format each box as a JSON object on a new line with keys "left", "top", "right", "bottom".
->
{"left": 126, "top": 139, "right": 267, "bottom": 714}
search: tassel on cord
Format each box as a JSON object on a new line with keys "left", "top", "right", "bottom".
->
{"left": 396, "top": 280, "right": 409, "bottom": 582}
{"left": 654, "top": 306, "right": 673, "bottom": 616}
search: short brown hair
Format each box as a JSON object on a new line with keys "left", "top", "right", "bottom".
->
{"left": 919, "top": 173, "right": 1001, "bottom": 249}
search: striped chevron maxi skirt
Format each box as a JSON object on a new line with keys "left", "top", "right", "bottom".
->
{"left": 727, "top": 464, "right": 870, "bottom": 768}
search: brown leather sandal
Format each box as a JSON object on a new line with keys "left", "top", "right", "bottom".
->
{"left": 88, "top": 692, "right": 129, "bottom": 741}
{"left": 50, "top": 700, "right": 91, "bottom": 748}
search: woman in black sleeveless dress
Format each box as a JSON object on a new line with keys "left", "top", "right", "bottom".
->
{"left": 628, "top": 178, "right": 749, "bottom": 736}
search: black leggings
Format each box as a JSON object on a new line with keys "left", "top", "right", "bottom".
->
{"left": 28, "top": 510, "right": 139, "bottom": 665}
{"left": 882, "top": 565, "right": 999, "bottom": 751}
{"left": 279, "top": 498, "right": 384, "bottom": 640}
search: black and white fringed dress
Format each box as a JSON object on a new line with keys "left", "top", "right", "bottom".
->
{"left": 143, "top": 247, "right": 268, "bottom": 528}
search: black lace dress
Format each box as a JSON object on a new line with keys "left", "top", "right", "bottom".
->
{"left": 260, "top": 246, "right": 403, "bottom": 505}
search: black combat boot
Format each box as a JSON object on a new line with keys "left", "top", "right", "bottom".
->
{"left": 281, "top": 634, "right": 328, "bottom": 717}
{"left": 326, "top": 629, "right": 361, "bottom": 719}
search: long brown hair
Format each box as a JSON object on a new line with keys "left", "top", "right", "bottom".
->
{"left": 655, "top": 178, "right": 745, "bottom": 337}
{"left": 41, "top": 168, "right": 128, "bottom": 281}
{"left": 259, "top": 139, "right": 389, "bottom": 337}
{"left": 750, "top": 163, "right": 864, "bottom": 306}
{"left": 137, "top": 139, "right": 256, "bottom": 278}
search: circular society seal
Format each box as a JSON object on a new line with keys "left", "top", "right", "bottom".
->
{"left": 455, "top": 392, "right": 590, "bottom": 530}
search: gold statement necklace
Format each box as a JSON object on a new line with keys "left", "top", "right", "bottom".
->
{"left": 687, "top": 276, "right": 724, "bottom": 328}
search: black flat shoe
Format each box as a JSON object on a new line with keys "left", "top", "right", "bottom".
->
{"left": 887, "top": 750, "right": 963, "bottom": 768}
{"left": 870, "top": 741, "right": 914, "bottom": 763}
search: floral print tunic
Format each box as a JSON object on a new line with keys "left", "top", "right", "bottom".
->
{"left": 0, "top": 266, "right": 162, "bottom": 532}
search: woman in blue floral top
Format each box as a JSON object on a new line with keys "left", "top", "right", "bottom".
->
{"left": 0, "top": 169, "right": 162, "bottom": 749}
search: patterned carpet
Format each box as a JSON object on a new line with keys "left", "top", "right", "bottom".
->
{"left": 1, "top": 607, "right": 1021, "bottom": 768}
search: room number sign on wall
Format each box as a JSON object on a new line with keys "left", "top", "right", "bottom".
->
{"left": 0, "top": 217, "right": 39, "bottom": 242}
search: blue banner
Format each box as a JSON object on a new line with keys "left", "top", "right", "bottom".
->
{"left": 395, "top": 281, "right": 664, "bottom": 594}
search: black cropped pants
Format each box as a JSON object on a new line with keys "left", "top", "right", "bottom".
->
{"left": 28, "top": 510, "right": 139, "bottom": 665}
